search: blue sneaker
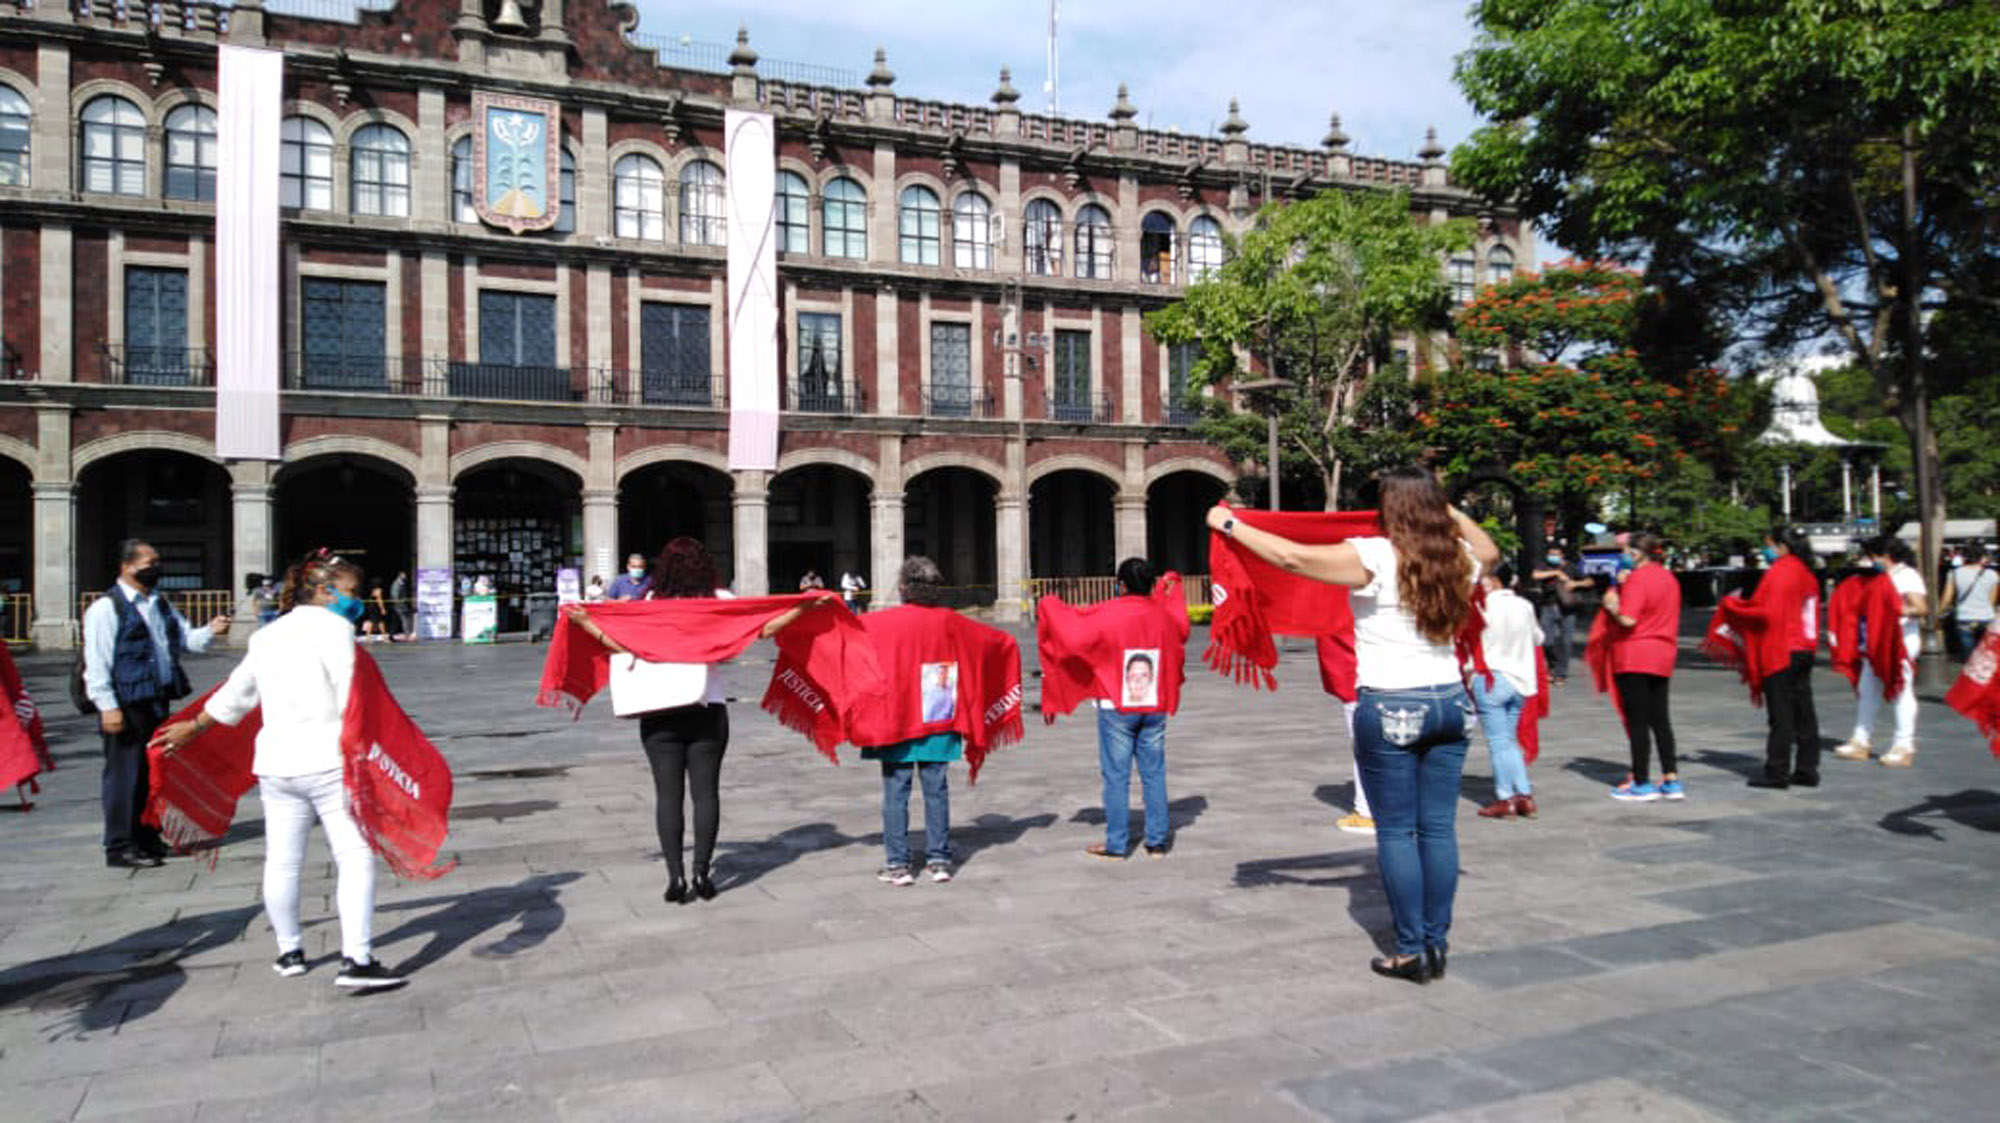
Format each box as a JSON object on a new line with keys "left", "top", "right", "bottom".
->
{"left": 1610, "top": 781, "right": 1660, "bottom": 802}
{"left": 1659, "top": 780, "right": 1686, "bottom": 800}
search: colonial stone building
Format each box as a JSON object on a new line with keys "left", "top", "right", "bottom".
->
{"left": 0, "top": 0, "right": 1526, "bottom": 645}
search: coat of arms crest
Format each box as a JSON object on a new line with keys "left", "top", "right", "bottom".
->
{"left": 472, "top": 91, "right": 561, "bottom": 234}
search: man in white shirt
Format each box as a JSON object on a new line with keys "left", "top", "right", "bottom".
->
{"left": 1468, "top": 565, "right": 1545, "bottom": 818}
{"left": 1836, "top": 537, "right": 1928, "bottom": 767}
{"left": 841, "top": 570, "right": 868, "bottom": 613}
{"left": 81, "top": 539, "right": 229, "bottom": 868}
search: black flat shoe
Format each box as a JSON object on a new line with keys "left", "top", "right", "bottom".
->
{"left": 663, "top": 878, "right": 688, "bottom": 904}
{"left": 105, "top": 848, "right": 162, "bottom": 870}
{"left": 1426, "top": 947, "right": 1448, "bottom": 980}
{"left": 692, "top": 872, "right": 717, "bottom": 901}
{"left": 1370, "top": 953, "right": 1430, "bottom": 985}
{"left": 1746, "top": 776, "right": 1790, "bottom": 790}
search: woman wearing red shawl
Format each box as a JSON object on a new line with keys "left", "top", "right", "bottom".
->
{"left": 1832, "top": 536, "right": 1928, "bottom": 768}
{"left": 564, "top": 538, "right": 810, "bottom": 904}
{"left": 1707, "top": 527, "right": 1824, "bottom": 789}
{"left": 1206, "top": 467, "right": 1500, "bottom": 985}
{"left": 1596, "top": 533, "right": 1685, "bottom": 802}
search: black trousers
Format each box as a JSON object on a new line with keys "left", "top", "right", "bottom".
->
{"left": 1761, "top": 651, "right": 1822, "bottom": 780}
{"left": 101, "top": 698, "right": 167, "bottom": 853}
{"left": 639, "top": 703, "right": 730, "bottom": 879}
{"left": 1614, "top": 672, "right": 1677, "bottom": 783}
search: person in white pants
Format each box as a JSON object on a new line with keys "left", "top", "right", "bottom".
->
{"left": 1339, "top": 700, "right": 1374, "bottom": 832}
{"left": 154, "top": 552, "right": 406, "bottom": 991}
{"left": 1836, "top": 537, "right": 1928, "bottom": 768}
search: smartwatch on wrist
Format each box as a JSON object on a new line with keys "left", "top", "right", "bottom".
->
{"left": 1221, "top": 517, "right": 1237, "bottom": 537}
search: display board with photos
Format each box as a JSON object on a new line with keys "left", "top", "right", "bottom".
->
{"left": 453, "top": 516, "right": 569, "bottom": 596}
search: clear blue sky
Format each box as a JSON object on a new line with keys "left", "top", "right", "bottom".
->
{"left": 629, "top": 0, "right": 1489, "bottom": 166}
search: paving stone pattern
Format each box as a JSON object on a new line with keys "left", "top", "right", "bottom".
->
{"left": 2, "top": 632, "right": 1996, "bottom": 1121}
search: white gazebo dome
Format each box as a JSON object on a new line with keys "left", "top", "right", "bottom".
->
{"left": 1762, "top": 365, "right": 1854, "bottom": 448}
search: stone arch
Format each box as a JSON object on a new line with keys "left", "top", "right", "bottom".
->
{"left": 71, "top": 79, "right": 154, "bottom": 120}
{"left": 1027, "top": 453, "right": 1124, "bottom": 492}
{"left": 902, "top": 450, "right": 1007, "bottom": 490}
{"left": 335, "top": 106, "right": 420, "bottom": 148}
{"left": 281, "top": 435, "right": 421, "bottom": 485}
{"left": 1018, "top": 186, "right": 1070, "bottom": 220}
{"left": 606, "top": 137, "right": 673, "bottom": 169}
{"left": 776, "top": 446, "right": 877, "bottom": 483}
{"left": 775, "top": 156, "right": 818, "bottom": 187}
{"left": 665, "top": 145, "right": 725, "bottom": 184}
{"left": 449, "top": 440, "right": 586, "bottom": 484}
{"left": 0, "top": 67, "right": 34, "bottom": 107}
{"left": 282, "top": 100, "right": 343, "bottom": 135}
{"left": 817, "top": 163, "right": 875, "bottom": 193}
{"left": 73, "top": 430, "right": 218, "bottom": 475}
{"left": 893, "top": 170, "right": 951, "bottom": 203}
{"left": 153, "top": 85, "right": 220, "bottom": 122}
{"left": 0, "top": 434, "right": 35, "bottom": 475}
{"left": 1143, "top": 456, "right": 1233, "bottom": 489}
{"left": 614, "top": 444, "right": 730, "bottom": 484}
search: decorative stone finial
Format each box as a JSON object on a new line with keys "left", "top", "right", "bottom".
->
{"left": 1321, "top": 113, "right": 1350, "bottom": 152}
{"left": 1219, "top": 98, "right": 1249, "bottom": 137}
{"left": 866, "top": 47, "right": 896, "bottom": 88}
{"left": 992, "top": 66, "right": 1021, "bottom": 105}
{"left": 1418, "top": 126, "right": 1445, "bottom": 162}
{"left": 728, "top": 25, "right": 758, "bottom": 75}
{"left": 1109, "top": 83, "right": 1137, "bottom": 122}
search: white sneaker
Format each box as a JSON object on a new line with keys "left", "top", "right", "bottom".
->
{"left": 1833, "top": 740, "right": 1872, "bottom": 761}
{"left": 877, "top": 866, "right": 915, "bottom": 887}
{"left": 1880, "top": 744, "right": 1916, "bottom": 768}
{"left": 926, "top": 862, "right": 953, "bottom": 883}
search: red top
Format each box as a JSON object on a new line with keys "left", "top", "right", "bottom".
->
{"left": 1611, "top": 565, "right": 1682, "bottom": 676}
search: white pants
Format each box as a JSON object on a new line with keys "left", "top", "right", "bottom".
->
{"left": 1344, "top": 701, "right": 1372, "bottom": 818}
{"left": 259, "top": 768, "right": 376, "bottom": 962}
{"left": 1852, "top": 658, "right": 1918, "bottom": 749}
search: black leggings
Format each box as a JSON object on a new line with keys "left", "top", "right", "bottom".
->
{"left": 639, "top": 703, "right": 729, "bottom": 880}
{"left": 1760, "top": 650, "right": 1821, "bottom": 780}
{"left": 1614, "top": 672, "right": 1677, "bottom": 783}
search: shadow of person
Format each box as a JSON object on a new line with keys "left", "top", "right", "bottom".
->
{"left": 1561, "top": 755, "right": 1635, "bottom": 784}
{"left": 371, "top": 871, "right": 582, "bottom": 975}
{"left": 0, "top": 904, "right": 261, "bottom": 1039}
{"left": 1313, "top": 782, "right": 1361, "bottom": 814}
{"left": 1067, "top": 795, "right": 1209, "bottom": 847}
{"left": 1681, "top": 748, "right": 1768, "bottom": 779}
{"left": 1878, "top": 790, "right": 2000, "bottom": 840}
{"left": 709, "top": 821, "right": 860, "bottom": 891}
{"left": 1232, "top": 850, "right": 1377, "bottom": 890}
{"left": 852, "top": 811, "right": 1058, "bottom": 871}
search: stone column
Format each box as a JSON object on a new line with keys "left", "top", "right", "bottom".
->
{"left": 32, "top": 45, "right": 71, "bottom": 195}
{"left": 995, "top": 490, "right": 1027, "bottom": 624}
{"left": 229, "top": 462, "right": 275, "bottom": 638}
{"left": 875, "top": 285, "right": 900, "bottom": 417}
{"left": 870, "top": 141, "right": 898, "bottom": 262}
{"left": 583, "top": 422, "right": 617, "bottom": 578}
{"left": 732, "top": 469, "right": 770, "bottom": 596}
{"left": 869, "top": 433, "right": 905, "bottom": 608}
{"left": 1114, "top": 493, "right": 1147, "bottom": 567}
{"left": 417, "top": 87, "right": 448, "bottom": 226}
{"left": 39, "top": 224, "right": 72, "bottom": 382}
{"left": 416, "top": 415, "right": 453, "bottom": 575}
{"left": 30, "top": 406, "right": 74, "bottom": 647}
{"left": 580, "top": 108, "right": 610, "bottom": 238}
{"left": 1120, "top": 305, "right": 1143, "bottom": 424}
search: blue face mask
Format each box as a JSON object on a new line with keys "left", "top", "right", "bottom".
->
{"left": 1761, "top": 546, "right": 1780, "bottom": 564}
{"left": 328, "top": 591, "right": 366, "bottom": 623}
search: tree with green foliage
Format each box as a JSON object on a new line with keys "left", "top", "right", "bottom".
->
{"left": 1453, "top": 0, "right": 2000, "bottom": 589}
{"left": 1146, "top": 188, "right": 1472, "bottom": 509}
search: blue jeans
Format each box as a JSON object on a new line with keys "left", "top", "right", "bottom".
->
{"left": 1353, "top": 683, "right": 1471, "bottom": 956}
{"left": 1096, "top": 709, "right": 1169, "bottom": 853}
{"left": 881, "top": 761, "right": 951, "bottom": 867}
{"left": 1470, "top": 674, "right": 1532, "bottom": 799}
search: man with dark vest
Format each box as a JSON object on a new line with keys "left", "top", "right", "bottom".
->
{"left": 82, "top": 539, "right": 229, "bottom": 868}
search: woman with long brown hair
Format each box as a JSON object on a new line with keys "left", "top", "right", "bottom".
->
{"left": 1207, "top": 467, "right": 1499, "bottom": 984}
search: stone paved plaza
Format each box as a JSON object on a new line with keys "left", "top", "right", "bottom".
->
{"left": 2, "top": 629, "right": 1997, "bottom": 1121}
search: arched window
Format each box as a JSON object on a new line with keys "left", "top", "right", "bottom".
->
{"left": 163, "top": 104, "right": 218, "bottom": 201}
{"left": 822, "top": 176, "right": 867, "bottom": 259}
{"left": 450, "top": 136, "right": 477, "bottom": 223}
{"left": 280, "top": 116, "right": 332, "bottom": 210}
{"left": 1140, "top": 212, "right": 1178, "bottom": 284}
{"left": 679, "top": 159, "right": 725, "bottom": 246}
{"left": 1448, "top": 253, "right": 1476, "bottom": 304}
{"left": 553, "top": 148, "right": 576, "bottom": 234}
{"left": 1074, "top": 204, "right": 1114, "bottom": 280}
{"left": 952, "top": 192, "right": 992, "bottom": 270}
{"left": 899, "top": 185, "right": 941, "bottom": 266}
{"left": 349, "top": 123, "right": 410, "bottom": 217}
{"left": 0, "top": 86, "right": 31, "bottom": 187}
{"left": 1187, "top": 216, "right": 1224, "bottom": 281}
{"left": 79, "top": 95, "right": 146, "bottom": 196}
{"left": 1023, "top": 198, "right": 1062, "bottom": 276}
{"left": 776, "top": 170, "right": 810, "bottom": 254}
{"left": 613, "top": 153, "right": 665, "bottom": 241}
{"left": 1487, "top": 244, "right": 1515, "bottom": 288}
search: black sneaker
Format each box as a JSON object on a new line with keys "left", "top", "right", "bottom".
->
{"left": 105, "top": 848, "right": 163, "bottom": 869}
{"left": 273, "top": 950, "right": 307, "bottom": 978}
{"left": 335, "top": 957, "right": 407, "bottom": 991}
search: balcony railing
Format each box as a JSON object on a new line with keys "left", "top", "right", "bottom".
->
{"left": 1046, "top": 392, "right": 1113, "bottom": 424}
{"left": 923, "top": 386, "right": 997, "bottom": 418}
{"left": 285, "top": 351, "right": 416, "bottom": 393}
{"left": 1165, "top": 403, "right": 1201, "bottom": 427}
{"left": 101, "top": 345, "right": 214, "bottom": 387}
{"left": 614, "top": 369, "right": 722, "bottom": 408}
{"left": 790, "top": 380, "right": 864, "bottom": 414}
{"left": 441, "top": 361, "right": 581, "bottom": 403}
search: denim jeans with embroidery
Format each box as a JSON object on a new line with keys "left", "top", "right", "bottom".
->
{"left": 1353, "top": 682, "right": 1471, "bottom": 956}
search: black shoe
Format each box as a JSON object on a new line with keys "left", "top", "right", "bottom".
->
{"left": 136, "top": 840, "right": 171, "bottom": 861}
{"left": 1746, "top": 775, "right": 1790, "bottom": 790}
{"left": 664, "top": 877, "right": 688, "bottom": 904}
{"left": 335, "top": 957, "right": 407, "bottom": 991}
{"left": 1789, "top": 771, "right": 1820, "bottom": 788}
{"left": 106, "top": 848, "right": 162, "bottom": 869}
{"left": 1426, "top": 947, "right": 1448, "bottom": 980}
{"left": 692, "top": 871, "right": 717, "bottom": 901}
{"left": 272, "top": 949, "right": 308, "bottom": 978}
{"left": 1370, "top": 953, "right": 1430, "bottom": 985}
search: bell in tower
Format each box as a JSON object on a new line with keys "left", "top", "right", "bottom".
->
{"left": 489, "top": 0, "right": 534, "bottom": 34}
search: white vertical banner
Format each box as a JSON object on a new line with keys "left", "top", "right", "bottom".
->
{"left": 725, "top": 108, "right": 779, "bottom": 471}
{"left": 215, "top": 44, "right": 284, "bottom": 461}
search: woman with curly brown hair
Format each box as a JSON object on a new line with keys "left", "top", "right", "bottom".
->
{"left": 1206, "top": 467, "right": 1499, "bottom": 984}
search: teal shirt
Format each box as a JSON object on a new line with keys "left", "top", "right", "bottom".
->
{"left": 860, "top": 732, "right": 964, "bottom": 764}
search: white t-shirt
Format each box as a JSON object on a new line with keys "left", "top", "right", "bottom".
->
{"left": 1474, "top": 587, "right": 1544, "bottom": 697}
{"left": 1349, "top": 536, "right": 1480, "bottom": 691}
{"left": 1952, "top": 564, "right": 1996, "bottom": 624}
{"left": 1889, "top": 563, "right": 1926, "bottom": 654}
{"left": 205, "top": 604, "right": 356, "bottom": 778}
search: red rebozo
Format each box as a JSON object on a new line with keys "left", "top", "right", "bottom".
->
{"left": 1037, "top": 573, "right": 1190, "bottom": 721}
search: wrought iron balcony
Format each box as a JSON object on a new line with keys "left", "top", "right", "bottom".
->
{"left": 790, "top": 379, "right": 864, "bottom": 414}
{"left": 1165, "top": 403, "right": 1201, "bottom": 427}
{"left": 923, "top": 386, "right": 997, "bottom": 418}
{"left": 101, "top": 344, "right": 213, "bottom": 387}
{"left": 1046, "top": 392, "right": 1113, "bottom": 424}
{"left": 619, "top": 368, "right": 721, "bottom": 408}
{"left": 436, "top": 361, "right": 582, "bottom": 403}
{"left": 285, "top": 351, "right": 415, "bottom": 393}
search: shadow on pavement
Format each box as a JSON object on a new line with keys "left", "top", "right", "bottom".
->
{"left": 940, "top": 811, "right": 1060, "bottom": 868}
{"left": 374, "top": 871, "right": 582, "bottom": 974}
{"left": 1232, "top": 849, "right": 1376, "bottom": 890}
{"left": 1878, "top": 790, "right": 2000, "bottom": 840}
{"left": 449, "top": 799, "right": 561, "bottom": 823}
{"left": 1068, "top": 795, "right": 1211, "bottom": 844}
{"left": 1560, "top": 755, "right": 1632, "bottom": 784}
{"left": 0, "top": 904, "right": 261, "bottom": 1038}
{"left": 1312, "top": 782, "right": 1363, "bottom": 815}
{"left": 712, "top": 821, "right": 858, "bottom": 890}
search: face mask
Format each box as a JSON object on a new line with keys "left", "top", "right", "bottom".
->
{"left": 1951, "top": 556, "right": 1964, "bottom": 568}
{"left": 329, "top": 592, "right": 366, "bottom": 624}
{"left": 1546, "top": 555, "right": 1562, "bottom": 565}
{"left": 628, "top": 567, "right": 646, "bottom": 578}
{"left": 132, "top": 564, "right": 163, "bottom": 589}
{"left": 1761, "top": 547, "right": 1780, "bottom": 564}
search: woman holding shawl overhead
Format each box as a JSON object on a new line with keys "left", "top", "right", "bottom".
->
{"left": 1206, "top": 467, "right": 1500, "bottom": 985}
{"left": 1705, "top": 527, "right": 1824, "bottom": 789}
{"left": 1592, "top": 533, "right": 1685, "bottom": 803}
{"left": 1037, "top": 557, "right": 1189, "bottom": 859}
{"left": 151, "top": 552, "right": 406, "bottom": 991}
{"left": 564, "top": 537, "right": 811, "bottom": 904}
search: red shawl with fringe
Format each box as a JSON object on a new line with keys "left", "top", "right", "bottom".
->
{"left": 1, "top": 644, "right": 54, "bottom": 809}
{"left": 1515, "top": 650, "right": 1552, "bottom": 765}
{"left": 1036, "top": 574, "right": 1190, "bottom": 720}
{"left": 145, "top": 649, "right": 456, "bottom": 880}
{"left": 1703, "top": 554, "right": 1819, "bottom": 707}
{"left": 839, "top": 605, "right": 1023, "bottom": 782}
{"left": 1946, "top": 627, "right": 2000, "bottom": 759}
{"left": 1828, "top": 571, "right": 1908, "bottom": 701}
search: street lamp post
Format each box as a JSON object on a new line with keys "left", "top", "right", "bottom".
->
{"left": 1236, "top": 377, "right": 1293, "bottom": 511}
